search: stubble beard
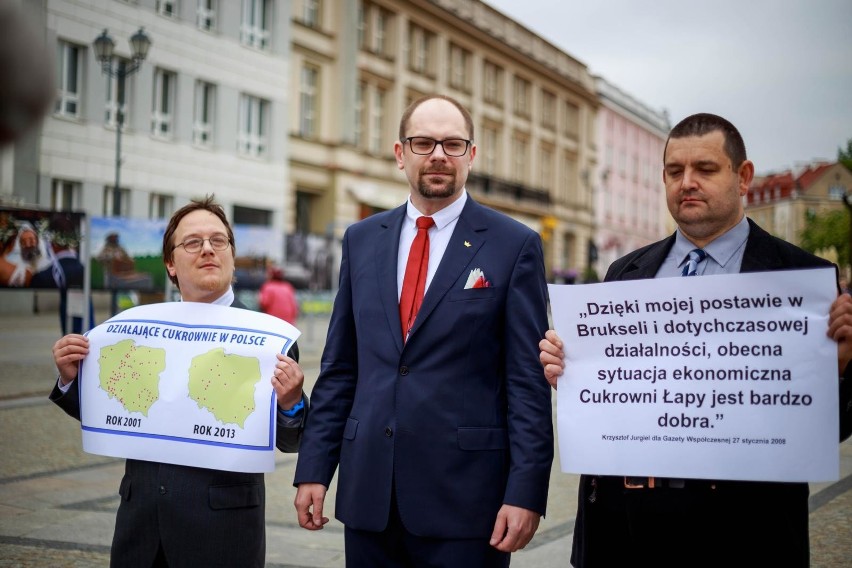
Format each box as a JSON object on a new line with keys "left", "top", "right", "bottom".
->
{"left": 417, "top": 171, "right": 458, "bottom": 200}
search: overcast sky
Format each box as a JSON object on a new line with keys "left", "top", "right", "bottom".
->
{"left": 484, "top": 0, "right": 852, "bottom": 174}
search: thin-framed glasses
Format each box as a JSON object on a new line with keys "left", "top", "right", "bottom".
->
{"left": 174, "top": 234, "right": 231, "bottom": 254}
{"left": 401, "top": 136, "right": 471, "bottom": 157}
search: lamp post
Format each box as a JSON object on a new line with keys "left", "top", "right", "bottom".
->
{"left": 92, "top": 28, "right": 151, "bottom": 216}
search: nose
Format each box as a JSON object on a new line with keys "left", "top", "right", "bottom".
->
{"left": 200, "top": 238, "right": 216, "bottom": 253}
{"left": 429, "top": 142, "right": 448, "bottom": 160}
{"left": 681, "top": 167, "right": 698, "bottom": 190}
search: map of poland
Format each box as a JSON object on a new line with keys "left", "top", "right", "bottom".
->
{"left": 188, "top": 348, "right": 262, "bottom": 427}
{"left": 99, "top": 339, "right": 166, "bottom": 415}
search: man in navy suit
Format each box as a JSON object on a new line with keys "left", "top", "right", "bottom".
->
{"left": 294, "top": 94, "right": 554, "bottom": 567}
{"left": 50, "top": 196, "right": 308, "bottom": 567}
{"left": 540, "top": 113, "right": 852, "bottom": 567}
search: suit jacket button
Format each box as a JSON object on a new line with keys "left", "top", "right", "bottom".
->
{"left": 399, "top": 366, "right": 409, "bottom": 376}
{"left": 159, "top": 485, "right": 167, "bottom": 495}
{"left": 385, "top": 427, "right": 393, "bottom": 437}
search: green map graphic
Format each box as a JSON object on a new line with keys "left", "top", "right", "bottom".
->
{"left": 99, "top": 339, "right": 166, "bottom": 416}
{"left": 188, "top": 348, "right": 262, "bottom": 427}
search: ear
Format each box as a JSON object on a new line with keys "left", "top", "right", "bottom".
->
{"left": 394, "top": 141, "right": 405, "bottom": 170}
{"left": 737, "top": 160, "right": 754, "bottom": 196}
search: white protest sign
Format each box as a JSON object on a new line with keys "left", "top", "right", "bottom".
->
{"left": 549, "top": 267, "right": 839, "bottom": 482}
{"left": 78, "top": 302, "right": 300, "bottom": 473}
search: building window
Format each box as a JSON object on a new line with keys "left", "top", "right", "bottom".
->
{"left": 408, "top": 24, "right": 433, "bottom": 75}
{"left": 300, "top": 0, "right": 321, "bottom": 28}
{"left": 541, "top": 90, "right": 556, "bottom": 130}
{"left": 562, "top": 152, "right": 577, "bottom": 205}
{"left": 156, "top": 0, "right": 177, "bottom": 17}
{"left": 829, "top": 184, "right": 846, "bottom": 200}
{"left": 513, "top": 77, "right": 530, "bottom": 118}
{"left": 105, "top": 57, "right": 130, "bottom": 127}
{"left": 361, "top": 2, "right": 391, "bottom": 57}
{"left": 512, "top": 134, "right": 529, "bottom": 183}
{"left": 481, "top": 124, "right": 499, "bottom": 176}
{"left": 539, "top": 145, "right": 554, "bottom": 190}
{"left": 197, "top": 0, "right": 217, "bottom": 31}
{"left": 563, "top": 101, "right": 579, "bottom": 138}
{"left": 373, "top": 9, "right": 387, "bottom": 55}
{"left": 356, "top": 3, "right": 366, "bottom": 48}
{"left": 448, "top": 44, "right": 471, "bottom": 92}
{"left": 369, "top": 87, "right": 385, "bottom": 154}
{"left": 299, "top": 65, "right": 319, "bottom": 138}
{"left": 55, "top": 41, "right": 82, "bottom": 118}
{"left": 51, "top": 180, "right": 80, "bottom": 211}
{"left": 193, "top": 81, "right": 215, "bottom": 146}
{"left": 233, "top": 205, "right": 272, "bottom": 226}
{"left": 103, "top": 187, "right": 131, "bottom": 217}
{"left": 241, "top": 0, "right": 270, "bottom": 50}
{"left": 238, "top": 94, "right": 268, "bottom": 157}
{"left": 149, "top": 194, "right": 174, "bottom": 219}
{"left": 483, "top": 61, "right": 503, "bottom": 105}
{"left": 353, "top": 81, "right": 365, "bottom": 148}
{"left": 151, "top": 69, "right": 176, "bottom": 138}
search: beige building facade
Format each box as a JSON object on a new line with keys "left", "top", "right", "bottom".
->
{"left": 289, "top": 0, "right": 599, "bottom": 280}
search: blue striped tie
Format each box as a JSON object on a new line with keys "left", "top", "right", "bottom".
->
{"left": 682, "top": 249, "right": 707, "bottom": 277}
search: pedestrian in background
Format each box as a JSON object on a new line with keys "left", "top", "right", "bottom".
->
{"left": 540, "top": 113, "right": 852, "bottom": 568}
{"left": 259, "top": 264, "right": 299, "bottom": 324}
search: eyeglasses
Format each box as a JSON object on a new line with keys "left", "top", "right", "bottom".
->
{"left": 174, "top": 235, "right": 231, "bottom": 254}
{"left": 401, "top": 137, "right": 472, "bottom": 157}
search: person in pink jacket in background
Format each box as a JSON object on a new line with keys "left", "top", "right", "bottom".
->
{"left": 259, "top": 264, "right": 299, "bottom": 324}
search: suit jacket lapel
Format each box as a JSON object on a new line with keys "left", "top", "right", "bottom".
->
{"left": 614, "top": 234, "right": 675, "bottom": 281}
{"left": 378, "top": 206, "right": 407, "bottom": 351}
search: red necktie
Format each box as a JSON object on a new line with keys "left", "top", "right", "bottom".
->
{"left": 400, "top": 216, "right": 435, "bottom": 340}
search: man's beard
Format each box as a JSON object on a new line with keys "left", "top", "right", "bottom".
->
{"left": 21, "top": 246, "right": 40, "bottom": 262}
{"left": 417, "top": 169, "right": 458, "bottom": 199}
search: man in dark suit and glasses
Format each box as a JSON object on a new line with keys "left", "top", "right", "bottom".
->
{"left": 49, "top": 196, "right": 309, "bottom": 567}
{"left": 293, "top": 94, "right": 553, "bottom": 567}
{"left": 540, "top": 113, "right": 852, "bottom": 567}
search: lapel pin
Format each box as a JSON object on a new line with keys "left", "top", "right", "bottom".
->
{"left": 464, "top": 241, "right": 471, "bottom": 247}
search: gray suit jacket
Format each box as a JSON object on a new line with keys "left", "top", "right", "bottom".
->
{"left": 49, "top": 299, "right": 306, "bottom": 567}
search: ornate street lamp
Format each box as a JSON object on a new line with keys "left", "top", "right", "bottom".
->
{"left": 93, "top": 28, "right": 151, "bottom": 216}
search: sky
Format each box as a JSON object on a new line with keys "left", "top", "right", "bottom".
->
{"left": 484, "top": 0, "right": 852, "bottom": 174}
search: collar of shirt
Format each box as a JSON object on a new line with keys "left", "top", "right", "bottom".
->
{"left": 181, "top": 286, "right": 234, "bottom": 306}
{"left": 397, "top": 190, "right": 468, "bottom": 298}
{"left": 659, "top": 216, "right": 750, "bottom": 278}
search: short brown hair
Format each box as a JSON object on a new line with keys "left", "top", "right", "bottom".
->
{"left": 398, "top": 94, "right": 474, "bottom": 142}
{"left": 162, "top": 195, "right": 235, "bottom": 288}
{"left": 665, "top": 113, "right": 747, "bottom": 169}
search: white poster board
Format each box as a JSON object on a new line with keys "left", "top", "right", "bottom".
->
{"left": 549, "top": 267, "right": 839, "bottom": 482}
{"left": 78, "top": 302, "right": 300, "bottom": 473}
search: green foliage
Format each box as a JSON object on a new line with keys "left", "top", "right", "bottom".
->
{"left": 800, "top": 208, "right": 849, "bottom": 267}
{"left": 840, "top": 139, "right": 852, "bottom": 171}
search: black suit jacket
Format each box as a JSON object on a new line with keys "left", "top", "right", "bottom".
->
{"left": 49, "top": 299, "right": 305, "bottom": 567}
{"left": 571, "top": 219, "right": 852, "bottom": 568}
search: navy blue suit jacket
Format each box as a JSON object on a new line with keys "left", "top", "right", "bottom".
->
{"left": 294, "top": 197, "right": 554, "bottom": 538}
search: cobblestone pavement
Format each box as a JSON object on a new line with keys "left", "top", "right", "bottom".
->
{"left": 0, "top": 300, "right": 850, "bottom": 567}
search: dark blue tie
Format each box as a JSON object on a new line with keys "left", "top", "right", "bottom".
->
{"left": 681, "top": 249, "right": 707, "bottom": 277}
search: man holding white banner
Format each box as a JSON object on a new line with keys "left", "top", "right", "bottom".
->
{"left": 49, "top": 196, "right": 307, "bottom": 567}
{"left": 540, "top": 113, "right": 852, "bottom": 567}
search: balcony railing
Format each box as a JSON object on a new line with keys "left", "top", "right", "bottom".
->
{"left": 466, "top": 172, "right": 551, "bottom": 206}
